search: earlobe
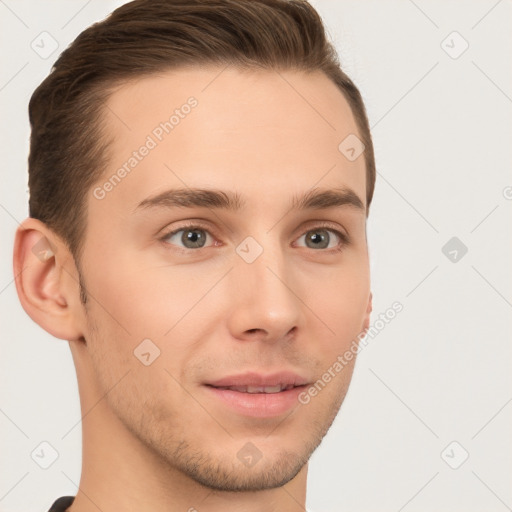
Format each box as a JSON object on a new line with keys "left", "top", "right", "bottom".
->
{"left": 13, "top": 218, "right": 85, "bottom": 341}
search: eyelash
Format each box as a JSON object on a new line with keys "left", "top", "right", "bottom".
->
{"left": 159, "top": 221, "right": 349, "bottom": 253}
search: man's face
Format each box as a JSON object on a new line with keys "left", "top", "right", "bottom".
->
{"left": 76, "top": 66, "right": 371, "bottom": 491}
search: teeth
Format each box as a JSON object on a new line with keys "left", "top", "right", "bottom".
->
{"left": 247, "top": 385, "right": 282, "bottom": 394}
{"left": 217, "top": 385, "right": 291, "bottom": 393}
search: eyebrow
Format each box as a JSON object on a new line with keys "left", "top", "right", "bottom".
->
{"left": 135, "top": 186, "right": 365, "bottom": 213}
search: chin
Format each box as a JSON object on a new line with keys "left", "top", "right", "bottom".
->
{"left": 181, "top": 449, "right": 308, "bottom": 492}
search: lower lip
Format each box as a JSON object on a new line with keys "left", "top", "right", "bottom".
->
{"left": 203, "top": 385, "right": 308, "bottom": 418}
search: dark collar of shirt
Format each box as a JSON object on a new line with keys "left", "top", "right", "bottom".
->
{"left": 48, "top": 496, "right": 75, "bottom": 512}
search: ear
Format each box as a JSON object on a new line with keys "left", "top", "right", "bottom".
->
{"left": 13, "top": 218, "right": 86, "bottom": 341}
{"left": 361, "top": 291, "right": 372, "bottom": 334}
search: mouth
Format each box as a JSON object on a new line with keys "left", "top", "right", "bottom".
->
{"left": 205, "top": 384, "right": 299, "bottom": 393}
{"left": 202, "top": 371, "right": 311, "bottom": 418}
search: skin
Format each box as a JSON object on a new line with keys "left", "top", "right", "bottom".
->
{"left": 14, "top": 66, "right": 372, "bottom": 512}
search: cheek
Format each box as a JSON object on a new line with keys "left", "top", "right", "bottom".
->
{"left": 83, "top": 236, "right": 369, "bottom": 350}
{"left": 83, "top": 255, "right": 191, "bottom": 341}
{"left": 82, "top": 257, "right": 208, "bottom": 386}
{"left": 84, "top": 303, "right": 187, "bottom": 420}
{"left": 300, "top": 262, "right": 370, "bottom": 346}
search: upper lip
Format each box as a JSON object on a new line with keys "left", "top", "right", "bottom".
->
{"left": 204, "top": 371, "right": 310, "bottom": 388}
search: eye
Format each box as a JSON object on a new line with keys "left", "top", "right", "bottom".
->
{"left": 160, "top": 224, "right": 216, "bottom": 250}
{"left": 295, "top": 225, "right": 348, "bottom": 251}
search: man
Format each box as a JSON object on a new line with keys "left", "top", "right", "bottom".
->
{"left": 13, "top": 0, "right": 375, "bottom": 510}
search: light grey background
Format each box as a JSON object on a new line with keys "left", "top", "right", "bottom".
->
{"left": 1, "top": 1, "right": 511, "bottom": 511}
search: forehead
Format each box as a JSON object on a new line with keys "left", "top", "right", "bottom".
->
{"left": 97, "top": 66, "right": 366, "bottom": 211}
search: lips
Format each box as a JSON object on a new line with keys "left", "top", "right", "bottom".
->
{"left": 202, "top": 371, "right": 312, "bottom": 417}
{"left": 204, "top": 371, "right": 310, "bottom": 390}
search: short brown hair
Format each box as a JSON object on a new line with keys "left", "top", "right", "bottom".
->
{"left": 28, "top": 0, "right": 376, "bottom": 264}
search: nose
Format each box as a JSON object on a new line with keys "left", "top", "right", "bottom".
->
{"left": 226, "top": 239, "right": 302, "bottom": 343}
